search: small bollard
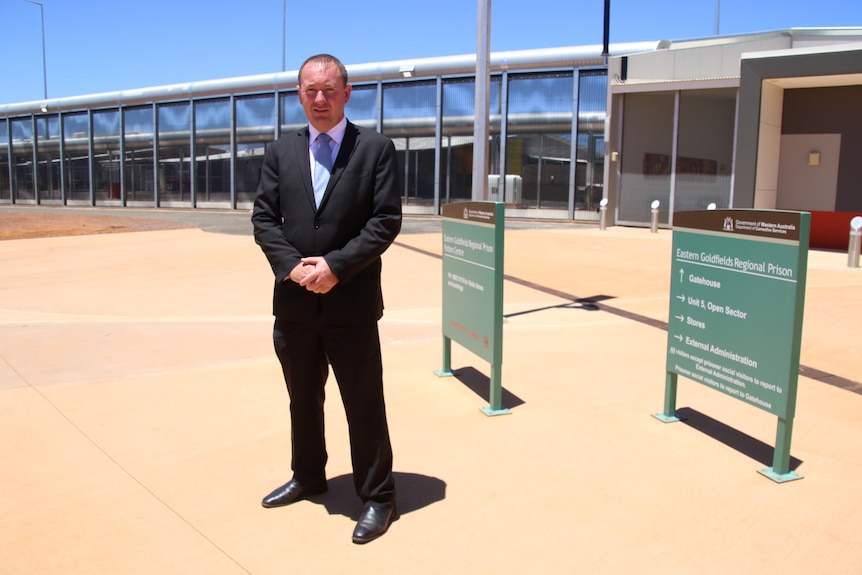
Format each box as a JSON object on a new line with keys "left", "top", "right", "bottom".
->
{"left": 650, "top": 200, "right": 660, "bottom": 233}
{"left": 849, "top": 216, "right": 862, "bottom": 268}
{"left": 599, "top": 198, "right": 608, "bottom": 230}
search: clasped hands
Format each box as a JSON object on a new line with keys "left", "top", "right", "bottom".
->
{"left": 289, "top": 256, "right": 339, "bottom": 294}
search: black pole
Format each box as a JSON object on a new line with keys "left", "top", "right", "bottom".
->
{"left": 601, "top": 0, "right": 611, "bottom": 58}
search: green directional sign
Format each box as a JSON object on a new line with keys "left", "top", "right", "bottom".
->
{"left": 658, "top": 209, "right": 810, "bottom": 481}
{"left": 437, "top": 201, "right": 507, "bottom": 415}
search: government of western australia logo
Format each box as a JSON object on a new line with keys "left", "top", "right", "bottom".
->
{"left": 723, "top": 217, "right": 734, "bottom": 231}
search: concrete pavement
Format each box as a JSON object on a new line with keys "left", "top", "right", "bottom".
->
{"left": 1, "top": 215, "right": 861, "bottom": 574}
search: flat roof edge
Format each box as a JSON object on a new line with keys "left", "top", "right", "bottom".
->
{"left": 1, "top": 42, "right": 658, "bottom": 116}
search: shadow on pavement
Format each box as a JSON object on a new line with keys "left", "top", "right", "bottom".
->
{"left": 676, "top": 407, "right": 804, "bottom": 471}
{"left": 312, "top": 472, "right": 447, "bottom": 520}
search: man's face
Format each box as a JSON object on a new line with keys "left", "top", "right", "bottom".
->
{"left": 298, "top": 62, "right": 351, "bottom": 133}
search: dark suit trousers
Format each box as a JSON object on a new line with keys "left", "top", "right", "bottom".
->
{"left": 273, "top": 318, "right": 395, "bottom": 504}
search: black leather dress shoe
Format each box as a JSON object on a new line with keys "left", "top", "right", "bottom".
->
{"left": 352, "top": 502, "right": 397, "bottom": 544}
{"left": 261, "top": 478, "right": 327, "bottom": 508}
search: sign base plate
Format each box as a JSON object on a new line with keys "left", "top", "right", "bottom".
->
{"left": 758, "top": 467, "right": 804, "bottom": 483}
{"left": 652, "top": 412, "right": 682, "bottom": 423}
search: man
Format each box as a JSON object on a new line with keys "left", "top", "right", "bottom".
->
{"left": 251, "top": 54, "right": 401, "bottom": 544}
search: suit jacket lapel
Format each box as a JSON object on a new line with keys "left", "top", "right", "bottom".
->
{"left": 317, "top": 122, "right": 359, "bottom": 212}
{"left": 294, "top": 128, "right": 316, "bottom": 209}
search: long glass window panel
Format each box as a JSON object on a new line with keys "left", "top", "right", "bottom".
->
{"left": 382, "top": 81, "right": 436, "bottom": 137}
{"left": 280, "top": 92, "right": 304, "bottom": 132}
{"left": 575, "top": 71, "right": 608, "bottom": 214}
{"left": 382, "top": 81, "right": 437, "bottom": 206}
{"left": 35, "top": 115, "right": 61, "bottom": 201}
{"left": 158, "top": 103, "right": 191, "bottom": 203}
{"left": 674, "top": 88, "right": 736, "bottom": 213}
{"left": 345, "top": 84, "right": 378, "bottom": 129}
{"left": 195, "top": 98, "right": 230, "bottom": 131}
{"left": 439, "top": 77, "right": 502, "bottom": 205}
{"left": 93, "top": 110, "right": 121, "bottom": 201}
{"left": 618, "top": 92, "right": 674, "bottom": 224}
{"left": 11, "top": 118, "right": 34, "bottom": 201}
{"left": 63, "top": 113, "right": 91, "bottom": 201}
{"left": 0, "top": 119, "right": 9, "bottom": 201}
{"left": 441, "top": 78, "right": 473, "bottom": 204}
{"left": 236, "top": 94, "right": 275, "bottom": 205}
{"left": 507, "top": 72, "right": 572, "bottom": 127}
{"left": 442, "top": 79, "right": 475, "bottom": 135}
{"left": 125, "top": 106, "right": 154, "bottom": 136}
{"left": 236, "top": 95, "right": 275, "bottom": 131}
{"left": 195, "top": 99, "right": 231, "bottom": 204}
{"left": 397, "top": 140, "right": 436, "bottom": 206}
{"left": 506, "top": 72, "right": 573, "bottom": 209}
{"left": 159, "top": 102, "right": 190, "bottom": 132}
{"left": 123, "top": 106, "right": 155, "bottom": 203}
{"left": 442, "top": 76, "right": 502, "bottom": 123}
{"left": 439, "top": 132, "right": 473, "bottom": 203}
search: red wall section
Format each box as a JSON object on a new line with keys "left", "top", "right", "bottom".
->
{"left": 809, "top": 211, "right": 862, "bottom": 251}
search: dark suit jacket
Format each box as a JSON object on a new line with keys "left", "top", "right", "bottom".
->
{"left": 252, "top": 121, "right": 402, "bottom": 325}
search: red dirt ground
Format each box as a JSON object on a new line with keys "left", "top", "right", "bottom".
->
{"left": 0, "top": 212, "right": 191, "bottom": 240}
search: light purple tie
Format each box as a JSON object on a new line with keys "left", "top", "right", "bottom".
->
{"left": 313, "top": 134, "right": 333, "bottom": 207}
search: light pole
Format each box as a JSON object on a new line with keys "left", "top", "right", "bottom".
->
{"left": 23, "top": 0, "right": 48, "bottom": 100}
{"left": 601, "top": 0, "right": 610, "bottom": 61}
{"left": 714, "top": 0, "right": 720, "bottom": 36}
{"left": 472, "top": 0, "right": 491, "bottom": 201}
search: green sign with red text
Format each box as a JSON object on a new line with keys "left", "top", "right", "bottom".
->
{"left": 437, "top": 201, "right": 507, "bottom": 415}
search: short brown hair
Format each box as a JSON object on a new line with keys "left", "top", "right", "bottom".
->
{"left": 299, "top": 54, "right": 349, "bottom": 87}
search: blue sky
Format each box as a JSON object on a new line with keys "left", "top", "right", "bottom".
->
{"left": 2, "top": 0, "right": 861, "bottom": 105}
